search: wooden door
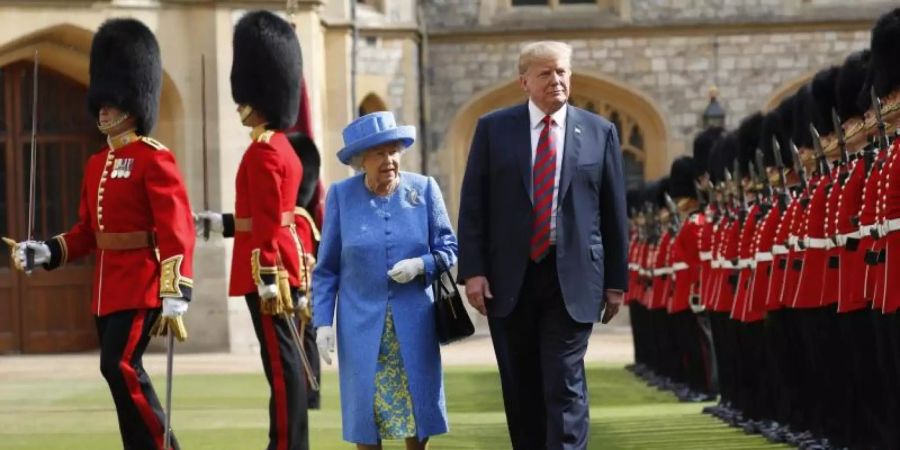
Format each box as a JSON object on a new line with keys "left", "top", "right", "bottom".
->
{"left": 0, "top": 63, "right": 103, "bottom": 353}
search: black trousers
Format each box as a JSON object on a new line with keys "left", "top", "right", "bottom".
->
{"left": 671, "top": 310, "right": 711, "bottom": 394}
{"left": 246, "top": 293, "right": 310, "bottom": 450}
{"left": 762, "top": 309, "right": 793, "bottom": 426}
{"left": 96, "top": 308, "right": 179, "bottom": 450}
{"left": 628, "top": 302, "right": 649, "bottom": 368}
{"left": 488, "top": 251, "right": 594, "bottom": 450}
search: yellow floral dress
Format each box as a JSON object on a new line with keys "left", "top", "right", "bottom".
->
{"left": 373, "top": 305, "right": 417, "bottom": 439}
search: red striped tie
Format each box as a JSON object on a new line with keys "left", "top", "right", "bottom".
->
{"left": 531, "top": 115, "right": 556, "bottom": 262}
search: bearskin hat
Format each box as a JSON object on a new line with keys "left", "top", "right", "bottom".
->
{"left": 87, "top": 19, "right": 161, "bottom": 136}
{"left": 870, "top": 8, "right": 900, "bottom": 98}
{"left": 668, "top": 156, "right": 699, "bottom": 200}
{"left": 693, "top": 126, "right": 724, "bottom": 175}
{"left": 835, "top": 50, "right": 871, "bottom": 121}
{"left": 231, "top": 10, "right": 302, "bottom": 130}
{"left": 809, "top": 66, "right": 840, "bottom": 132}
{"left": 792, "top": 85, "right": 816, "bottom": 148}
{"left": 287, "top": 131, "right": 321, "bottom": 207}
{"left": 709, "top": 131, "right": 739, "bottom": 184}
{"left": 736, "top": 113, "right": 762, "bottom": 177}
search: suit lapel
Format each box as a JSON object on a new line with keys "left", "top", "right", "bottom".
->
{"left": 513, "top": 104, "right": 533, "bottom": 203}
{"left": 558, "top": 106, "right": 581, "bottom": 203}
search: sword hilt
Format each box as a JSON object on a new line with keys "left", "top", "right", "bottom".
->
{"left": 202, "top": 218, "right": 211, "bottom": 241}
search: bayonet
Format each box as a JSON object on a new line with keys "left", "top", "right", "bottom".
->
{"left": 754, "top": 149, "right": 771, "bottom": 198}
{"left": 790, "top": 141, "right": 808, "bottom": 192}
{"left": 664, "top": 193, "right": 680, "bottom": 232}
{"left": 772, "top": 138, "right": 789, "bottom": 208}
{"left": 871, "top": 86, "right": 889, "bottom": 153}
{"left": 810, "top": 124, "right": 830, "bottom": 179}
{"left": 831, "top": 108, "right": 849, "bottom": 165}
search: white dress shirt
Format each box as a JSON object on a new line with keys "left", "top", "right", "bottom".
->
{"left": 529, "top": 99, "right": 567, "bottom": 244}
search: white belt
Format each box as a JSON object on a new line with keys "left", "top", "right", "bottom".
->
{"left": 805, "top": 237, "right": 832, "bottom": 249}
{"left": 836, "top": 230, "right": 864, "bottom": 246}
{"left": 699, "top": 252, "right": 713, "bottom": 261}
{"left": 672, "top": 262, "right": 689, "bottom": 271}
{"left": 788, "top": 236, "right": 799, "bottom": 246}
{"left": 711, "top": 260, "right": 722, "bottom": 269}
{"left": 755, "top": 252, "right": 774, "bottom": 262}
{"left": 628, "top": 263, "right": 639, "bottom": 270}
{"left": 772, "top": 245, "right": 789, "bottom": 255}
{"left": 886, "top": 218, "right": 900, "bottom": 234}
{"left": 720, "top": 260, "right": 737, "bottom": 269}
{"left": 653, "top": 267, "right": 673, "bottom": 276}
{"left": 860, "top": 224, "right": 877, "bottom": 237}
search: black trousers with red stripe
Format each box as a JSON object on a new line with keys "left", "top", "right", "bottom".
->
{"left": 246, "top": 293, "right": 310, "bottom": 450}
{"left": 96, "top": 308, "right": 178, "bottom": 450}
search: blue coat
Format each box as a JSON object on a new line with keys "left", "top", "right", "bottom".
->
{"left": 312, "top": 172, "right": 458, "bottom": 444}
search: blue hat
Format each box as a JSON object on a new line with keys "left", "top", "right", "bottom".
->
{"left": 337, "top": 111, "right": 415, "bottom": 165}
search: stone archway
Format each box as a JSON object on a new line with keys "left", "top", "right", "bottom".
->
{"left": 438, "top": 71, "right": 669, "bottom": 223}
{"left": 0, "top": 24, "right": 184, "bottom": 158}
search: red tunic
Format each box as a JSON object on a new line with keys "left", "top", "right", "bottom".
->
{"left": 879, "top": 138, "right": 900, "bottom": 313}
{"left": 749, "top": 203, "right": 782, "bottom": 315}
{"left": 45, "top": 134, "right": 195, "bottom": 316}
{"left": 821, "top": 168, "right": 844, "bottom": 307}
{"left": 229, "top": 129, "right": 303, "bottom": 296}
{"left": 861, "top": 157, "right": 886, "bottom": 308}
{"left": 836, "top": 160, "right": 868, "bottom": 313}
{"left": 767, "top": 197, "right": 798, "bottom": 310}
{"left": 732, "top": 204, "right": 763, "bottom": 322}
{"left": 783, "top": 188, "right": 810, "bottom": 308}
{"left": 698, "top": 207, "right": 716, "bottom": 308}
{"left": 669, "top": 212, "right": 704, "bottom": 313}
{"left": 649, "top": 231, "right": 673, "bottom": 310}
{"left": 713, "top": 217, "right": 741, "bottom": 313}
{"left": 792, "top": 177, "right": 829, "bottom": 309}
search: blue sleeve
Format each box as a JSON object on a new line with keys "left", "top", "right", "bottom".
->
{"left": 600, "top": 125, "right": 630, "bottom": 291}
{"left": 421, "top": 177, "right": 459, "bottom": 286}
{"left": 312, "top": 186, "right": 341, "bottom": 327}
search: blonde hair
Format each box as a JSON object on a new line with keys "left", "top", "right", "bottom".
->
{"left": 518, "top": 41, "right": 573, "bottom": 75}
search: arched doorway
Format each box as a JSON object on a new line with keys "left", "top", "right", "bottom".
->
{"left": 439, "top": 72, "right": 669, "bottom": 222}
{"left": 0, "top": 63, "right": 102, "bottom": 354}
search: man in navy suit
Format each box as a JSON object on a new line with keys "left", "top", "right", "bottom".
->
{"left": 457, "top": 41, "right": 629, "bottom": 450}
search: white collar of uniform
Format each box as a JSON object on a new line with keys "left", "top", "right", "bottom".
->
{"left": 528, "top": 99, "right": 567, "bottom": 131}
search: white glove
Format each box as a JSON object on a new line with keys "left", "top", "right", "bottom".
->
{"left": 161, "top": 297, "right": 189, "bottom": 318}
{"left": 316, "top": 326, "right": 335, "bottom": 365}
{"left": 257, "top": 283, "right": 278, "bottom": 300}
{"left": 14, "top": 240, "right": 51, "bottom": 272}
{"left": 387, "top": 257, "right": 425, "bottom": 284}
{"left": 298, "top": 295, "right": 309, "bottom": 310}
{"left": 193, "top": 211, "right": 224, "bottom": 236}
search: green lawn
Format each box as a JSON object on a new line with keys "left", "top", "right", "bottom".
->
{"left": 0, "top": 364, "right": 785, "bottom": 449}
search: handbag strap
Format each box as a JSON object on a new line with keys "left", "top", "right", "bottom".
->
{"left": 431, "top": 252, "right": 463, "bottom": 297}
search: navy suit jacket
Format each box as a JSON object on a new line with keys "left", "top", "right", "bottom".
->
{"left": 457, "top": 103, "right": 629, "bottom": 323}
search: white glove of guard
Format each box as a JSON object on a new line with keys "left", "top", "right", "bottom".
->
{"left": 298, "top": 295, "right": 309, "bottom": 310}
{"left": 257, "top": 283, "right": 279, "bottom": 300}
{"left": 161, "top": 297, "right": 189, "bottom": 318}
{"left": 193, "top": 211, "right": 224, "bottom": 236}
{"left": 316, "top": 326, "right": 335, "bottom": 365}
{"left": 387, "top": 257, "right": 425, "bottom": 284}
{"left": 14, "top": 241, "right": 51, "bottom": 272}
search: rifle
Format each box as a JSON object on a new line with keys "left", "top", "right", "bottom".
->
{"left": 810, "top": 124, "right": 831, "bottom": 181}
{"left": 771, "top": 138, "right": 790, "bottom": 209}
{"left": 732, "top": 160, "right": 748, "bottom": 221}
{"left": 871, "top": 86, "right": 890, "bottom": 153}
{"left": 790, "top": 142, "right": 809, "bottom": 192}
{"left": 831, "top": 109, "right": 849, "bottom": 166}
{"left": 664, "top": 193, "right": 681, "bottom": 234}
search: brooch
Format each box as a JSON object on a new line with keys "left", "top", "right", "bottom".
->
{"left": 406, "top": 188, "right": 421, "bottom": 206}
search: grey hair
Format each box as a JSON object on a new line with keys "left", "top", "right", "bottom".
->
{"left": 350, "top": 140, "right": 405, "bottom": 172}
{"left": 518, "top": 41, "right": 573, "bottom": 75}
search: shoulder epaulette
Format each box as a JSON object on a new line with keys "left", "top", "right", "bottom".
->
{"left": 140, "top": 136, "right": 168, "bottom": 151}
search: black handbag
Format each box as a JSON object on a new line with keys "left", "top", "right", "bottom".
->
{"left": 431, "top": 253, "right": 475, "bottom": 345}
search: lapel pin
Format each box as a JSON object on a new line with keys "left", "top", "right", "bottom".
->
{"left": 574, "top": 126, "right": 581, "bottom": 135}
{"left": 406, "top": 188, "right": 421, "bottom": 206}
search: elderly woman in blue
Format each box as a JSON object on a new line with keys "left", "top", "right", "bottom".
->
{"left": 313, "top": 111, "right": 457, "bottom": 450}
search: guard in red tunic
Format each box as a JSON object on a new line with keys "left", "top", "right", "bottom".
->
{"left": 194, "top": 11, "right": 309, "bottom": 450}
{"left": 667, "top": 154, "right": 715, "bottom": 401}
{"left": 10, "top": 19, "right": 194, "bottom": 450}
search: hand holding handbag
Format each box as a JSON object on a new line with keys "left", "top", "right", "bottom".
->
{"left": 432, "top": 252, "right": 475, "bottom": 345}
